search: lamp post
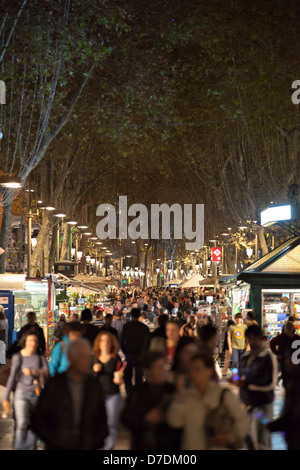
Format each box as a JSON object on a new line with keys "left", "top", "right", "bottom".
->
{"left": 86, "top": 255, "right": 91, "bottom": 274}
{"left": 206, "top": 257, "right": 211, "bottom": 276}
{"left": 91, "top": 257, "right": 95, "bottom": 274}
{"left": 77, "top": 250, "right": 82, "bottom": 274}
{"left": 28, "top": 210, "right": 32, "bottom": 277}
{"left": 156, "top": 266, "right": 160, "bottom": 286}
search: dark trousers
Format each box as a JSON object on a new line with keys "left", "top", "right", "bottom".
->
{"left": 124, "top": 354, "right": 144, "bottom": 394}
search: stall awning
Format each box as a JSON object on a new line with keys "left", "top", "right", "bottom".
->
{"left": 220, "top": 236, "right": 300, "bottom": 288}
{"left": 243, "top": 236, "right": 300, "bottom": 274}
{"left": 198, "top": 276, "right": 220, "bottom": 287}
{"left": 219, "top": 274, "right": 238, "bottom": 286}
{"left": 0, "top": 273, "right": 26, "bottom": 291}
{"left": 180, "top": 274, "right": 205, "bottom": 288}
{"left": 55, "top": 273, "right": 119, "bottom": 294}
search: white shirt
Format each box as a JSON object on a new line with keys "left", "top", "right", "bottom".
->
{"left": 167, "top": 381, "right": 249, "bottom": 450}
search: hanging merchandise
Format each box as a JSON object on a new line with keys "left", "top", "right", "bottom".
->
{"left": 46, "top": 310, "right": 55, "bottom": 357}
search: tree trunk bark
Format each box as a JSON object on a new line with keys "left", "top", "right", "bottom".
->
{"left": 60, "top": 222, "right": 69, "bottom": 261}
{"left": 30, "top": 211, "right": 52, "bottom": 277}
{"left": 0, "top": 190, "right": 13, "bottom": 273}
{"left": 48, "top": 227, "right": 57, "bottom": 273}
{"left": 257, "top": 226, "right": 268, "bottom": 256}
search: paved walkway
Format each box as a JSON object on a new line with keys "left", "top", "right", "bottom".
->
{"left": 0, "top": 382, "right": 286, "bottom": 450}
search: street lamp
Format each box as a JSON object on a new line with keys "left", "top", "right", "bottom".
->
{"left": 0, "top": 175, "right": 22, "bottom": 188}
{"left": 206, "top": 257, "right": 211, "bottom": 276}
{"left": 54, "top": 212, "right": 66, "bottom": 218}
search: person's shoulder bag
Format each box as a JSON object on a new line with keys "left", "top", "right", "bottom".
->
{"left": 205, "top": 388, "right": 242, "bottom": 449}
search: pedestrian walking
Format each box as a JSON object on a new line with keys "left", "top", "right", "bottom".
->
{"left": 120, "top": 308, "right": 150, "bottom": 394}
{"left": 221, "top": 319, "right": 235, "bottom": 377}
{"left": 98, "top": 314, "right": 119, "bottom": 340}
{"left": 30, "top": 338, "right": 108, "bottom": 450}
{"left": 111, "top": 310, "right": 125, "bottom": 337}
{"left": 227, "top": 313, "right": 248, "bottom": 370}
{"left": 3, "top": 331, "right": 49, "bottom": 450}
{"left": 92, "top": 331, "right": 124, "bottom": 450}
{"left": 270, "top": 321, "right": 299, "bottom": 390}
{"left": 121, "top": 351, "right": 180, "bottom": 450}
{"left": 80, "top": 308, "right": 101, "bottom": 347}
{"left": 268, "top": 365, "right": 300, "bottom": 450}
{"left": 180, "top": 314, "right": 199, "bottom": 340}
{"left": 167, "top": 352, "right": 248, "bottom": 450}
{"left": 233, "top": 325, "right": 278, "bottom": 450}
{"left": 199, "top": 324, "right": 222, "bottom": 380}
{"left": 53, "top": 313, "right": 67, "bottom": 343}
{"left": 49, "top": 321, "right": 83, "bottom": 377}
{"left": 15, "top": 311, "right": 46, "bottom": 355}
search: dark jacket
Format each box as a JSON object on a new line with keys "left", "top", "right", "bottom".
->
{"left": 98, "top": 325, "right": 119, "bottom": 340}
{"left": 31, "top": 372, "right": 108, "bottom": 450}
{"left": 268, "top": 366, "right": 300, "bottom": 448}
{"left": 81, "top": 322, "right": 101, "bottom": 347}
{"left": 270, "top": 332, "right": 299, "bottom": 385}
{"left": 121, "top": 381, "right": 181, "bottom": 450}
{"left": 120, "top": 320, "right": 149, "bottom": 356}
{"left": 238, "top": 345, "right": 278, "bottom": 407}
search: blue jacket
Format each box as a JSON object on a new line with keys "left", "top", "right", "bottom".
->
{"left": 49, "top": 335, "right": 70, "bottom": 377}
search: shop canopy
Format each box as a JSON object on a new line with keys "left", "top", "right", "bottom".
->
{"left": 180, "top": 273, "right": 205, "bottom": 288}
{"left": 220, "top": 235, "right": 300, "bottom": 289}
{"left": 0, "top": 273, "right": 26, "bottom": 291}
{"left": 56, "top": 273, "right": 119, "bottom": 294}
{"left": 198, "top": 276, "right": 221, "bottom": 288}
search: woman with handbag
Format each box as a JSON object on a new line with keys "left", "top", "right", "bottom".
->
{"left": 2, "top": 331, "right": 49, "bottom": 450}
{"left": 167, "top": 352, "right": 248, "bottom": 450}
{"left": 92, "top": 331, "right": 125, "bottom": 450}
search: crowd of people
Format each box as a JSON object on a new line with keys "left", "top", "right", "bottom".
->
{"left": 2, "top": 286, "right": 300, "bottom": 451}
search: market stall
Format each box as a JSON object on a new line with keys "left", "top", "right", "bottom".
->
{"left": 220, "top": 235, "right": 300, "bottom": 338}
{"left": 55, "top": 273, "right": 119, "bottom": 316}
{"left": 165, "top": 278, "right": 183, "bottom": 288}
{"left": 0, "top": 273, "right": 57, "bottom": 349}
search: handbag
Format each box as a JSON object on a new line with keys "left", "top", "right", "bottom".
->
{"left": 205, "top": 388, "right": 240, "bottom": 449}
{"left": 32, "top": 354, "right": 47, "bottom": 396}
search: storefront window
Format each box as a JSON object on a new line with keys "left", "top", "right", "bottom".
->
{"left": 13, "top": 281, "right": 48, "bottom": 331}
{"left": 262, "top": 289, "right": 300, "bottom": 338}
